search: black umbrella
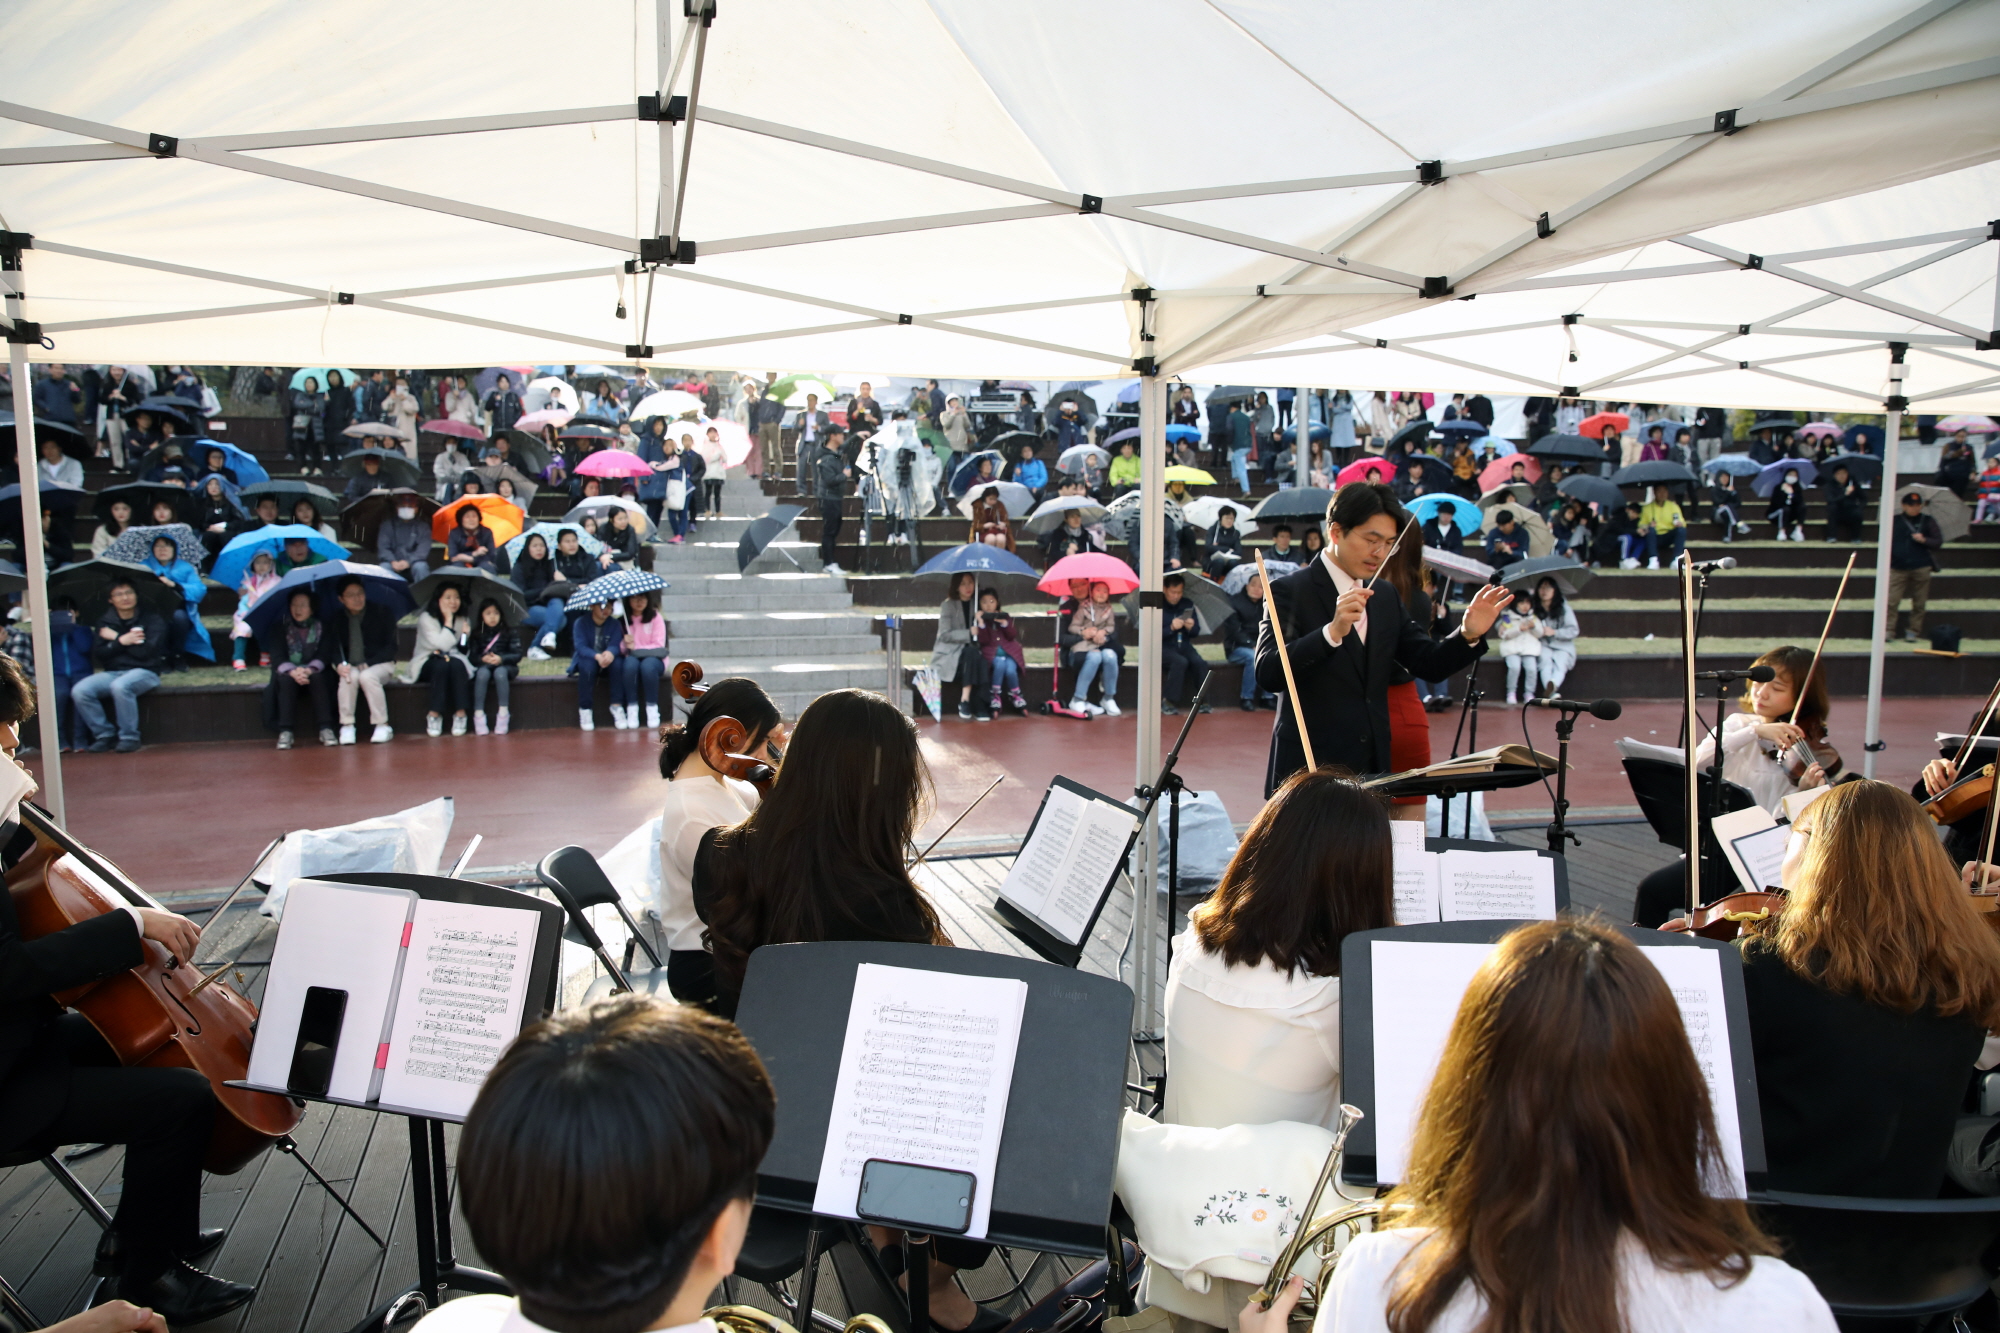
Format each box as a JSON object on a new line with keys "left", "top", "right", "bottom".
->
{"left": 557, "top": 422, "right": 620, "bottom": 443}
{"left": 48, "top": 557, "right": 183, "bottom": 620}
{"left": 1042, "top": 390, "right": 1098, "bottom": 432}
{"left": 340, "top": 488, "right": 438, "bottom": 549}
{"left": 1121, "top": 572, "right": 1236, "bottom": 635}
{"left": 0, "top": 559, "right": 22, "bottom": 594}
{"left": 1500, "top": 555, "right": 1596, "bottom": 598}
{"left": 1557, "top": 474, "right": 1624, "bottom": 509}
{"left": 1749, "top": 416, "right": 1797, "bottom": 434}
{"left": 411, "top": 567, "right": 528, "bottom": 624}
{"left": 1609, "top": 461, "right": 1698, "bottom": 488}
{"left": 1819, "top": 452, "right": 1883, "bottom": 485}
{"left": 1399, "top": 455, "right": 1457, "bottom": 491}
{"left": 241, "top": 479, "right": 340, "bottom": 520}
{"left": 95, "top": 481, "right": 192, "bottom": 523}
{"left": 1203, "top": 385, "right": 1256, "bottom": 406}
{"left": 1251, "top": 487, "right": 1334, "bottom": 524}
{"left": 338, "top": 446, "right": 422, "bottom": 490}
{"left": 122, "top": 396, "right": 196, "bottom": 427}
{"left": 0, "top": 411, "right": 86, "bottom": 453}
{"left": 1385, "top": 420, "right": 1435, "bottom": 455}
{"left": 985, "top": 430, "right": 1041, "bottom": 466}
{"left": 500, "top": 431, "right": 552, "bottom": 475}
{"left": 1529, "top": 433, "right": 1608, "bottom": 463}
{"left": 738, "top": 506, "right": 803, "bottom": 572}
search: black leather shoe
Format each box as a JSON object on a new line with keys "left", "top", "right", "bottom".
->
{"left": 94, "top": 1226, "right": 226, "bottom": 1275}
{"left": 115, "top": 1261, "right": 254, "bottom": 1326}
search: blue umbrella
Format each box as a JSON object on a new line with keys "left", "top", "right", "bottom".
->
{"left": 1479, "top": 437, "right": 1518, "bottom": 456}
{"left": 211, "top": 524, "right": 347, "bottom": 589}
{"left": 504, "top": 521, "right": 605, "bottom": 563}
{"left": 290, "top": 368, "right": 358, "bottom": 392}
{"left": 189, "top": 438, "right": 269, "bottom": 485}
{"left": 1165, "top": 423, "right": 1202, "bottom": 445}
{"left": 1702, "top": 454, "right": 1763, "bottom": 477}
{"left": 242, "top": 560, "right": 413, "bottom": 638}
{"left": 1843, "top": 423, "right": 1885, "bottom": 456}
{"left": 1407, "top": 493, "right": 1483, "bottom": 531}
{"left": 1435, "top": 419, "right": 1488, "bottom": 438}
{"left": 1115, "top": 381, "right": 1141, "bottom": 404}
{"left": 565, "top": 567, "right": 669, "bottom": 611}
{"left": 1278, "top": 423, "right": 1331, "bottom": 447}
{"left": 949, "top": 449, "right": 1007, "bottom": 496}
{"left": 912, "top": 543, "right": 1042, "bottom": 592}
{"left": 1753, "top": 458, "right": 1816, "bottom": 497}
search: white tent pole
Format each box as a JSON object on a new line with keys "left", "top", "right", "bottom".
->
{"left": 1863, "top": 346, "right": 1909, "bottom": 779}
{"left": 1133, "top": 372, "right": 1168, "bottom": 1036}
{"left": 4, "top": 245, "right": 64, "bottom": 824}
{"left": 44, "top": 300, "right": 324, "bottom": 334}
{"left": 655, "top": 0, "right": 682, "bottom": 239}
{"left": 1295, "top": 386, "right": 1311, "bottom": 490}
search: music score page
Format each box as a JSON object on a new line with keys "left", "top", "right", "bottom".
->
{"left": 377, "top": 897, "right": 538, "bottom": 1119}
{"left": 813, "top": 964, "right": 1028, "bottom": 1238}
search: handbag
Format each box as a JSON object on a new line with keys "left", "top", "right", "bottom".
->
{"left": 666, "top": 478, "right": 687, "bottom": 510}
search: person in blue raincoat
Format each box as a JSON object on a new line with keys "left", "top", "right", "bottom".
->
{"left": 141, "top": 532, "right": 214, "bottom": 663}
{"left": 636, "top": 416, "right": 673, "bottom": 529}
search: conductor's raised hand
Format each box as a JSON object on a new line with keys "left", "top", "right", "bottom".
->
{"left": 1460, "top": 583, "right": 1513, "bottom": 641}
{"left": 1326, "top": 585, "right": 1372, "bottom": 644}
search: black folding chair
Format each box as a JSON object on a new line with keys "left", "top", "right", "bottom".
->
{"left": 1756, "top": 1189, "right": 2000, "bottom": 1326}
{"left": 535, "top": 845, "right": 672, "bottom": 1003}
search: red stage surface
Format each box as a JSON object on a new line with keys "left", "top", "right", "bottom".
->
{"left": 26, "top": 695, "right": 1975, "bottom": 898}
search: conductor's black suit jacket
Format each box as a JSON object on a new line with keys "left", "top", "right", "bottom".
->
{"left": 1253, "top": 559, "right": 1485, "bottom": 794}
{"left": 0, "top": 820, "right": 144, "bottom": 1150}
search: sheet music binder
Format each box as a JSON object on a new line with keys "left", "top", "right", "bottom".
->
{"left": 1426, "top": 838, "right": 1572, "bottom": 913}
{"left": 991, "top": 776, "right": 1141, "bottom": 968}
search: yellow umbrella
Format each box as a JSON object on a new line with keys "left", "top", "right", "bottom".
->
{"left": 1163, "top": 465, "right": 1217, "bottom": 485}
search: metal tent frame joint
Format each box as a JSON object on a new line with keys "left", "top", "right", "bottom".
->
{"left": 4, "top": 321, "right": 43, "bottom": 345}
{"left": 146, "top": 133, "right": 176, "bottom": 158}
{"left": 1418, "top": 160, "right": 1443, "bottom": 184}
{"left": 1421, "top": 275, "right": 1453, "bottom": 298}
{"left": 896, "top": 313, "right": 912, "bottom": 325}
{"left": 0, "top": 232, "right": 31, "bottom": 266}
{"left": 1535, "top": 211, "right": 1553, "bottom": 239}
{"left": 637, "top": 94, "right": 687, "bottom": 124}
{"left": 1713, "top": 108, "right": 1740, "bottom": 134}
{"left": 625, "top": 344, "right": 653, "bottom": 358}
{"left": 1079, "top": 194, "right": 1103, "bottom": 214}
{"left": 638, "top": 237, "right": 696, "bottom": 264}
{"left": 1133, "top": 355, "right": 1157, "bottom": 376}
{"left": 335, "top": 292, "right": 354, "bottom": 305}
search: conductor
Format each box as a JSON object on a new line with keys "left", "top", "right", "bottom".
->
{"left": 1254, "top": 484, "right": 1510, "bottom": 794}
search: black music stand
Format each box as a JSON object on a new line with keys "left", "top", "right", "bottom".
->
{"left": 1367, "top": 764, "right": 1549, "bottom": 839}
{"left": 732, "top": 941, "right": 1133, "bottom": 1333}
{"left": 991, "top": 777, "right": 1140, "bottom": 969}
{"left": 228, "top": 873, "right": 564, "bottom": 1333}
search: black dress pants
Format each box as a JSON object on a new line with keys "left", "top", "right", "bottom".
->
{"left": 16, "top": 1015, "right": 213, "bottom": 1280}
{"left": 271, "top": 667, "right": 334, "bottom": 730}
{"left": 418, "top": 657, "right": 471, "bottom": 714}
{"left": 819, "top": 497, "right": 844, "bottom": 564}
{"left": 1162, "top": 640, "right": 1209, "bottom": 703}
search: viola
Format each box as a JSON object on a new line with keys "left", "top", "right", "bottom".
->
{"left": 1659, "top": 889, "right": 1788, "bottom": 942}
{"left": 6, "top": 804, "right": 301, "bottom": 1173}
{"left": 670, "top": 661, "right": 780, "bottom": 794}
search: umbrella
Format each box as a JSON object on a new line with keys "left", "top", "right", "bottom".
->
{"left": 122, "top": 396, "right": 195, "bottom": 427}
{"left": 1043, "top": 390, "right": 1098, "bottom": 431}
{"left": 738, "top": 506, "right": 803, "bottom": 571}
{"left": 1478, "top": 455, "right": 1541, "bottom": 491}
{"left": 1337, "top": 457, "right": 1394, "bottom": 486}
{"left": 341, "top": 488, "right": 437, "bottom": 548}
{"left": 1223, "top": 559, "right": 1296, "bottom": 595}
{"left": 959, "top": 481, "right": 1035, "bottom": 519}
{"left": 950, "top": 450, "right": 1008, "bottom": 496}
{"left": 433, "top": 494, "right": 526, "bottom": 547}
{"left": 188, "top": 438, "right": 268, "bottom": 486}
{"left": 1395, "top": 455, "right": 1458, "bottom": 492}
{"left": 1842, "top": 423, "right": 1885, "bottom": 455}
{"left": 515, "top": 407, "right": 573, "bottom": 435}
{"left": 341, "top": 422, "right": 404, "bottom": 441}
{"left": 412, "top": 567, "right": 529, "bottom": 624}
{"left": 524, "top": 377, "right": 580, "bottom": 414}
{"left": 574, "top": 450, "right": 652, "bottom": 480}
{"left": 1102, "top": 426, "right": 1139, "bottom": 448}
{"left": 565, "top": 496, "right": 653, "bottom": 537}
{"left": 769, "top": 374, "right": 838, "bottom": 408}
{"left": 1251, "top": 487, "right": 1333, "bottom": 523}
{"left": 1422, "top": 547, "right": 1495, "bottom": 586}
{"left": 1384, "top": 420, "right": 1434, "bottom": 455}
{"left": 1435, "top": 418, "right": 1489, "bottom": 439}
{"left": 0, "top": 412, "right": 85, "bottom": 452}
{"left": 211, "top": 524, "right": 348, "bottom": 588}
{"left": 558, "top": 422, "right": 621, "bottom": 444}
{"left": 420, "top": 418, "right": 484, "bottom": 441}
{"left": 0, "top": 483, "right": 85, "bottom": 533}
{"left": 103, "top": 523, "right": 204, "bottom": 567}
{"left": 1749, "top": 416, "right": 1797, "bottom": 434}
{"left": 1057, "top": 443, "right": 1111, "bottom": 474}
{"left": 1099, "top": 491, "right": 1180, "bottom": 545}
{"left": 47, "top": 558, "right": 184, "bottom": 621}
{"left": 1818, "top": 453, "right": 1882, "bottom": 485}
{"left": 1501, "top": 555, "right": 1595, "bottom": 598}
{"left": 1753, "top": 458, "right": 1817, "bottom": 498}
{"left": 339, "top": 447, "right": 422, "bottom": 490}
{"left": 94, "top": 481, "right": 191, "bottom": 523}
{"left": 565, "top": 568, "right": 670, "bottom": 612}
{"left": 1165, "top": 423, "right": 1202, "bottom": 445}
{"left": 1576, "top": 412, "right": 1629, "bottom": 439}
{"left": 1557, "top": 474, "right": 1625, "bottom": 509}
{"left": 1701, "top": 454, "right": 1763, "bottom": 477}
{"left": 1796, "top": 421, "right": 1843, "bottom": 441}
{"left": 572, "top": 364, "right": 620, "bottom": 382}
{"left": 1122, "top": 571, "right": 1235, "bottom": 635}
{"left": 472, "top": 462, "right": 539, "bottom": 505}
{"left": 629, "top": 389, "right": 706, "bottom": 422}
{"left": 474, "top": 366, "right": 534, "bottom": 397}
{"left": 1277, "top": 424, "right": 1331, "bottom": 447}
{"left": 1477, "top": 484, "right": 1536, "bottom": 511}
{"left": 1477, "top": 504, "right": 1554, "bottom": 557}
{"left": 504, "top": 521, "right": 605, "bottom": 563}
{"left": 1902, "top": 483, "right": 1972, "bottom": 542}
{"left": 1408, "top": 493, "right": 1484, "bottom": 531}
{"left": 0, "top": 560, "right": 22, "bottom": 594}
{"left": 497, "top": 433, "right": 552, "bottom": 476}
{"left": 912, "top": 544, "right": 1042, "bottom": 594}
{"left": 1936, "top": 415, "right": 2000, "bottom": 435}
{"left": 242, "top": 560, "right": 416, "bottom": 639}
{"left": 1609, "top": 461, "right": 1698, "bottom": 488}
{"left": 1181, "top": 496, "right": 1255, "bottom": 529}
{"left": 983, "top": 430, "right": 1043, "bottom": 467}
{"left": 1038, "top": 552, "right": 1139, "bottom": 596}
{"left": 1529, "top": 434, "right": 1608, "bottom": 463}
{"left": 241, "top": 479, "right": 340, "bottom": 520}
{"left": 1163, "top": 465, "right": 1216, "bottom": 486}
{"left": 290, "top": 368, "right": 358, "bottom": 391}
{"left": 691, "top": 417, "right": 753, "bottom": 469}
{"left": 1022, "top": 496, "right": 1110, "bottom": 536}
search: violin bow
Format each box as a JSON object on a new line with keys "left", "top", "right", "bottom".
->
{"left": 1949, "top": 674, "right": 2000, "bottom": 778}
{"left": 1680, "top": 554, "right": 1701, "bottom": 917}
{"left": 1255, "top": 550, "right": 1317, "bottom": 772}
{"left": 1981, "top": 759, "right": 2000, "bottom": 893}
{"left": 1786, "top": 552, "right": 1856, "bottom": 729}
{"left": 908, "top": 774, "right": 1004, "bottom": 870}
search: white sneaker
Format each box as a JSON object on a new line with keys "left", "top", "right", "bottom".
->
{"left": 1791, "top": 527, "right": 1805, "bottom": 542}
{"left": 1506, "top": 692, "right": 1519, "bottom": 705}
{"left": 451, "top": 713, "right": 468, "bottom": 736}
{"left": 1102, "top": 699, "right": 1121, "bottom": 716}
{"left": 1619, "top": 557, "right": 1640, "bottom": 569}
{"left": 1082, "top": 701, "right": 1104, "bottom": 716}
{"left": 539, "top": 632, "right": 557, "bottom": 649}
{"left": 526, "top": 646, "right": 550, "bottom": 661}
{"left": 645, "top": 704, "right": 661, "bottom": 730}
{"left": 339, "top": 724, "right": 356, "bottom": 745}
{"left": 1646, "top": 557, "right": 1659, "bottom": 569}
{"left": 370, "top": 724, "right": 392, "bottom": 743}
{"left": 824, "top": 562, "right": 844, "bottom": 575}
{"left": 579, "top": 709, "right": 595, "bottom": 732}
{"left": 426, "top": 715, "right": 443, "bottom": 738}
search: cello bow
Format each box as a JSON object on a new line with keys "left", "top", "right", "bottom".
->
{"left": 1255, "top": 550, "right": 1317, "bottom": 772}
{"left": 1680, "top": 555, "right": 1701, "bottom": 917}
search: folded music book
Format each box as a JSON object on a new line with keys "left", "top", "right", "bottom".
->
{"left": 1360, "top": 743, "right": 1559, "bottom": 788}
{"left": 993, "top": 778, "right": 1140, "bottom": 967}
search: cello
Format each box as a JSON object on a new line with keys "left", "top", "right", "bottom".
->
{"left": 5, "top": 803, "right": 301, "bottom": 1173}
{"left": 670, "top": 661, "right": 782, "bottom": 792}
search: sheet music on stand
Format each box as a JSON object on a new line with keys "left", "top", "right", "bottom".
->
{"left": 993, "top": 777, "right": 1140, "bottom": 967}
{"left": 1389, "top": 825, "right": 1568, "bottom": 924}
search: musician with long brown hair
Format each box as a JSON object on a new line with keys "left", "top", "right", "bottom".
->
{"left": 1747, "top": 779, "right": 2000, "bottom": 1196}
{"left": 1692, "top": 644, "right": 1834, "bottom": 815}
{"left": 1244, "top": 919, "right": 1834, "bottom": 1333}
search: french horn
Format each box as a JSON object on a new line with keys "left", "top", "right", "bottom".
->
{"left": 1250, "top": 1104, "right": 1384, "bottom": 1318}
{"left": 707, "top": 1304, "right": 894, "bottom": 1333}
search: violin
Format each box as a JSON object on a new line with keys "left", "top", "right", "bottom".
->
{"left": 670, "top": 661, "right": 780, "bottom": 794}
{"left": 5, "top": 803, "right": 301, "bottom": 1173}
{"left": 1659, "top": 889, "right": 1788, "bottom": 941}
{"left": 1925, "top": 762, "right": 1996, "bottom": 827}
{"left": 1778, "top": 733, "right": 1843, "bottom": 785}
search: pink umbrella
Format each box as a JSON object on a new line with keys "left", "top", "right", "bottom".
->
{"left": 420, "top": 418, "right": 483, "bottom": 440}
{"left": 1336, "top": 456, "right": 1394, "bottom": 486}
{"left": 690, "top": 418, "right": 753, "bottom": 469}
{"left": 1795, "top": 421, "right": 1843, "bottom": 440}
{"left": 1478, "top": 455, "right": 1541, "bottom": 491}
{"left": 1037, "top": 552, "right": 1140, "bottom": 595}
{"left": 1936, "top": 415, "right": 2000, "bottom": 435}
{"left": 574, "top": 450, "right": 654, "bottom": 479}
{"left": 515, "top": 408, "right": 573, "bottom": 434}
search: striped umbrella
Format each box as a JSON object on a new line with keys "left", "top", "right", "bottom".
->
{"left": 565, "top": 568, "right": 670, "bottom": 611}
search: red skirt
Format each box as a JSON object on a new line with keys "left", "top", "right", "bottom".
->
{"left": 1386, "top": 680, "right": 1431, "bottom": 806}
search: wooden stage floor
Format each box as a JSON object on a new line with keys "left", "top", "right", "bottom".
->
{"left": 0, "top": 823, "right": 1664, "bottom": 1330}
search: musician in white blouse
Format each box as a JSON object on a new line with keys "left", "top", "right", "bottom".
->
{"left": 1692, "top": 645, "right": 1832, "bottom": 816}
{"left": 1163, "top": 770, "right": 1394, "bottom": 1133}
{"left": 655, "top": 678, "right": 785, "bottom": 1010}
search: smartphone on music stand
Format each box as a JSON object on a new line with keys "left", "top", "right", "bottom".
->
{"left": 856, "top": 1159, "right": 976, "bottom": 1235}
{"left": 287, "top": 985, "right": 347, "bottom": 1097}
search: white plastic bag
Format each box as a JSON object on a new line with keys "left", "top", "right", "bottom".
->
{"left": 258, "top": 796, "right": 454, "bottom": 918}
{"left": 1161, "top": 789, "right": 1238, "bottom": 888}
{"left": 1426, "top": 790, "right": 1495, "bottom": 841}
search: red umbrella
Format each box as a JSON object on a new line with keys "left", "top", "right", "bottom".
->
{"left": 1478, "top": 455, "right": 1541, "bottom": 491}
{"left": 1577, "top": 412, "right": 1629, "bottom": 440}
{"left": 420, "top": 419, "right": 483, "bottom": 440}
{"left": 1037, "top": 552, "right": 1140, "bottom": 595}
{"left": 1336, "top": 456, "right": 1394, "bottom": 486}
{"left": 575, "top": 450, "right": 653, "bottom": 479}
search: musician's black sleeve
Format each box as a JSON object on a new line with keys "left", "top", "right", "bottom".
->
{"left": 0, "top": 900, "right": 142, "bottom": 1003}
{"left": 1393, "top": 606, "right": 1486, "bottom": 682}
{"left": 1253, "top": 577, "right": 1338, "bottom": 697}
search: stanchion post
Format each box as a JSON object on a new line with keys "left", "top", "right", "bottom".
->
{"left": 1131, "top": 368, "right": 1167, "bottom": 1036}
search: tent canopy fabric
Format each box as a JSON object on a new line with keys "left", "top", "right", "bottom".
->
{"left": 0, "top": 0, "right": 1994, "bottom": 408}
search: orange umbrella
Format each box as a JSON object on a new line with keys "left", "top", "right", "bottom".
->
{"left": 1478, "top": 455, "right": 1541, "bottom": 491}
{"left": 433, "top": 493, "right": 525, "bottom": 546}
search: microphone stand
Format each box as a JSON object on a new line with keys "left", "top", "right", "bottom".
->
{"left": 1545, "top": 706, "right": 1581, "bottom": 855}
{"left": 1134, "top": 672, "right": 1216, "bottom": 976}
{"left": 1445, "top": 662, "right": 1484, "bottom": 840}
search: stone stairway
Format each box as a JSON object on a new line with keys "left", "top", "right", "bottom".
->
{"left": 647, "top": 468, "right": 893, "bottom": 718}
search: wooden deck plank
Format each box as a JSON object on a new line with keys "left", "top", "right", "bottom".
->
{"left": 201, "top": 1100, "right": 341, "bottom": 1333}
{"left": 305, "top": 1111, "right": 415, "bottom": 1331}
{"left": 238, "top": 1103, "right": 384, "bottom": 1333}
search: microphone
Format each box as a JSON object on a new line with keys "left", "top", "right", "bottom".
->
{"left": 1525, "top": 697, "right": 1622, "bottom": 720}
{"left": 1682, "top": 555, "right": 1736, "bottom": 573}
{"left": 1693, "top": 665, "right": 1775, "bottom": 683}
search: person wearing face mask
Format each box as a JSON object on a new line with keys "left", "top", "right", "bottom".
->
{"left": 372, "top": 489, "right": 432, "bottom": 585}
{"left": 1769, "top": 467, "right": 1808, "bottom": 542}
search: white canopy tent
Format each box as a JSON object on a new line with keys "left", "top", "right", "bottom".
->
{"left": 4, "top": 0, "right": 1997, "bottom": 1026}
